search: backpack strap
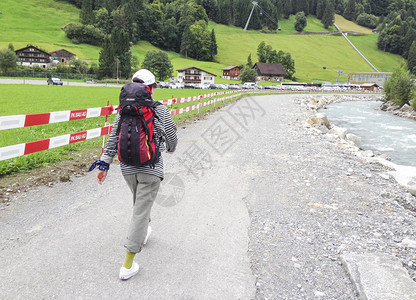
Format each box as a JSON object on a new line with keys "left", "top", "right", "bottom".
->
{"left": 135, "top": 106, "right": 156, "bottom": 162}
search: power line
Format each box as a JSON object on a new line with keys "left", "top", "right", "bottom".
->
{"left": 244, "top": 1, "right": 278, "bottom": 31}
{"left": 256, "top": 3, "right": 278, "bottom": 26}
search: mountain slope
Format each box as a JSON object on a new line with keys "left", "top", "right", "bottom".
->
{"left": 0, "top": 0, "right": 403, "bottom": 82}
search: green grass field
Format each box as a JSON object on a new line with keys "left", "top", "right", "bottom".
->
{"left": 0, "top": 84, "right": 250, "bottom": 175}
{"left": 0, "top": 84, "right": 227, "bottom": 156}
{"left": 0, "top": 84, "right": 226, "bottom": 116}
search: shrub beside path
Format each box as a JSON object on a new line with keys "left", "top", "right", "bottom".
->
{"left": 0, "top": 94, "right": 415, "bottom": 299}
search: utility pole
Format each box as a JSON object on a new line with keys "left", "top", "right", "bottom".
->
{"left": 244, "top": 1, "right": 258, "bottom": 31}
{"left": 116, "top": 56, "right": 119, "bottom": 84}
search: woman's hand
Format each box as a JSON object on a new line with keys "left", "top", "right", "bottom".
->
{"left": 96, "top": 170, "right": 108, "bottom": 184}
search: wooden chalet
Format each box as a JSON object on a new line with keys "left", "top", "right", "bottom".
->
{"left": 360, "top": 83, "right": 379, "bottom": 91}
{"left": 48, "top": 49, "right": 76, "bottom": 64}
{"left": 177, "top": 66, "right": 216, "bottom": 85}
{"left": 222, "top": 66, "right": 241, "bottom": 80}
{"left": 253, "top": 62, "right": 286, "bottom": 81}
{"left": 15, "top": 45, "right": 51, "bottom": 68}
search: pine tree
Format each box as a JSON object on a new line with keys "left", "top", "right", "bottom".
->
{"left": 300, "top": 0, "right": 310, "bottom": 15}
{"left": 210, "top": 29, "right": 218, "bottom": 61}
{"left": 403, "top": 28, "right": 416, "bottom": 58}
{"left": 344, "top": 0, "right": 356, "bottom": 21}
{"left": 316, "top": 0, "right": 326, "bottom": 19}
{"left": 98, "top": 36, "right": 115, "bottom": 79}
{"left": 111, "top": 28, "right": 131, "bottom": 78}
{"left": 309, "top": 0, "right": 319, "bottom": 15}
{"left": 282, "top": 0, "right": 292, "bottom": 19}
{"left": 407, "top": 41, "right": 416, "bottom": 75}
{"left": 257, "top": 41, "right": 267, "bottom": 63}
{"left": 80, "top": 0, "right": 95, "bottom": 25}
{"left": 180, "top": 27, "right": 193, "bottom": 58}
{"left": 321, "top": 0, "right": 335, "bottom": 29}
{"left": 247, "top": 53, "right": 253, "bottom": 68}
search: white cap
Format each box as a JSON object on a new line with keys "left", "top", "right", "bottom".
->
{"left": 131, "top": 69, "right": 156, "bottom": 86}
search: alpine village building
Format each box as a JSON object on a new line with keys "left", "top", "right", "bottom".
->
{"left": 176, "top": 66, "right": 216, "bottom": 85}
{"left": 15, "top": 45, "right": 52, "bottom": 68}
{"left": 253, "top": 62, "right": 286, "bottom": 82}
{"left": 48, "top": 49, "right": 76, "bottom": 64}
{"left": 15, "top": 46, "right": 76, "bottom": 68}
{"left": 222, "top": 66, "right": 241, "bottom": 80}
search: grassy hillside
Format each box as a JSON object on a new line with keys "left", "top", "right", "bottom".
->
{"left": 210, "top": 22, "right": 402, "bottom": 82}
{"left": 0, "top": 0, "right": 403, "bottom": 82}
{"left": 334, "top": 14, "right": 373, "bottom": 34}
{"left": 0, "top": 0, "right": 99, "bottom": 61}
{"left": 276, "top": 14, "right": 336, "bottom": 34}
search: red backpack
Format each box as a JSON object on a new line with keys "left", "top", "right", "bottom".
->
{"left": 116, "top": 82, "right": 161, "bottom": 167}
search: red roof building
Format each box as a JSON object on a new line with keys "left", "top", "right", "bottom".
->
{"left": 222, "top": 66, "right": 241, "bottom": 80}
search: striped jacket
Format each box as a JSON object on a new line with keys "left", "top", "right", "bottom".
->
{"left": 100, "top": 103, "right": 178, "bottom": 179}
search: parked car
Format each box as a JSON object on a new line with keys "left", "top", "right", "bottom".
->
{"left": 184, "top": 83, "right": 196, "bottom": 89}
{"left": 227, "top": 84, "right": 240, "bottom": 89}
{"left": 86, "top": 79, "right": 95, "bottom": 84}
{"left": 170, "top": 83, "right": 184, "bottom": 89}
{"left": 194, "top": 84, "right": 209, "bottom": 89}
{"left": 47, "top": 77, "right": 63, "bottom": 85}
{"left": 157, "top": 81, "right": 169, "bottom": 88}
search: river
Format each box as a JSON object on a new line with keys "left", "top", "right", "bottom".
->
{"left": 323, "top": 101, "right": 416, "bottom": 167}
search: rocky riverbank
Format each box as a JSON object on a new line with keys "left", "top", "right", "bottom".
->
{"left": 297, "top": 94, "right": 416, "bottom": 198}
{"left": 380, "top": 101, "right": 416, "bottom": 121}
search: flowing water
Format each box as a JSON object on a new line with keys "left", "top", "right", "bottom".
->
{"left": 323, "top": 101, "right": 416, "bottom": 167}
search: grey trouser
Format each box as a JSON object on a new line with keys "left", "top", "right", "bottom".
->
{"left": 123, "top": 173, "right": 161, "bottom": 253}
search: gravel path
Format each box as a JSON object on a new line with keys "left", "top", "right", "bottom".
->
{"left": 0, "top": 94, "right": 415, "bottom": 299}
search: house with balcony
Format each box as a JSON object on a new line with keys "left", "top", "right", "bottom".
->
{"left": 222, "top": 66, "right": 241, "bottom": 80}
{"left": 176, "top": 66, "right": 216, "bottom": 85}
{"left": 48, "top": 49, "right": 76, "bottom": 65}
{"left": 15, "top": 45, "right": 51, "bottom": 68}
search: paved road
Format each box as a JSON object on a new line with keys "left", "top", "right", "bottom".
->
{"left": 0, "top": 94, "right": 415, "bottom": 299}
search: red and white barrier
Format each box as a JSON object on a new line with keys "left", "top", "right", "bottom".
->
{"left": 0, "top": 125, "right": 113, "bottom": 161}
{"left": 169, "top": 93, "right": 242, "bottom": 116}
{"left": 0, "top": 90, "right": 254, "bottom": 161}
{"left": 161, "top": 90, "right": 238, "bottom": 106}
{"left": 0, "top": 90, "right": 242, "bottom": 131}
{"left": 0, "top": 106, "right": 118, "bottom": 131}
